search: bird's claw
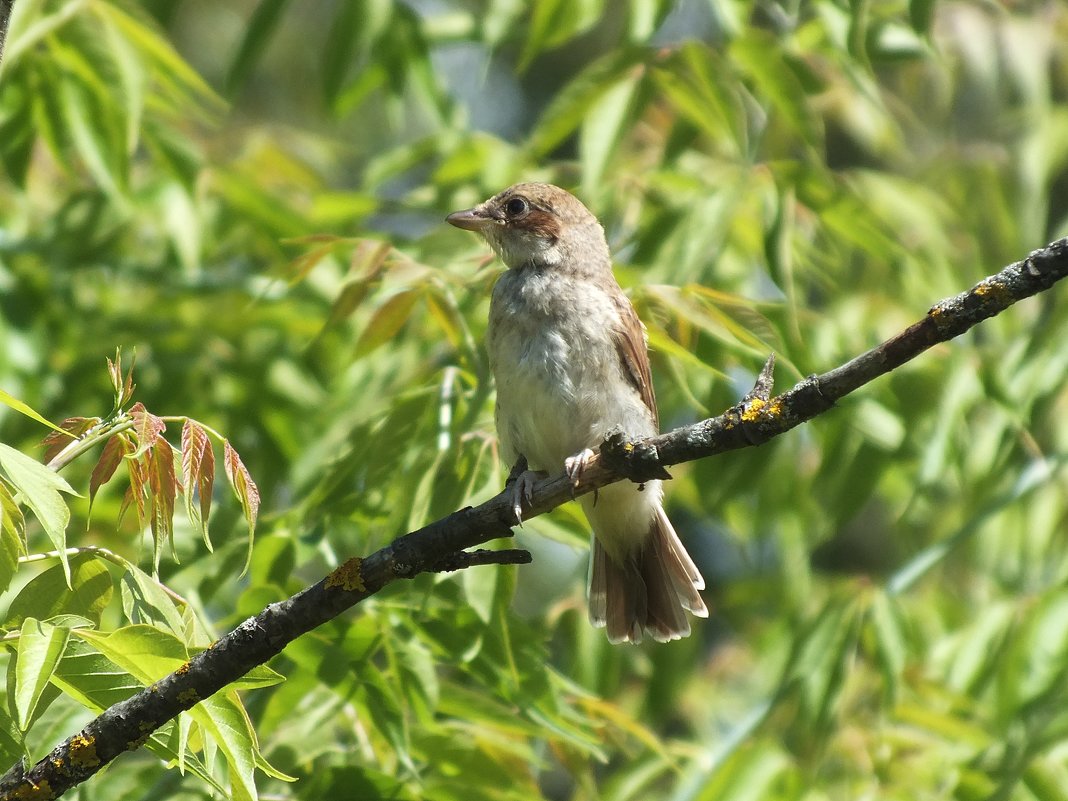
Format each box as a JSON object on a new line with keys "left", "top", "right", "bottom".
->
{"left": 508, "top": 470, "right": 541, "bottom": 526}
{"left": 564, "top": 448, "right": 595, "bottom": 488}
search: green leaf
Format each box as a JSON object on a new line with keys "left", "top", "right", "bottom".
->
{"left": 120, "top": 563, "right": 189, "bottom": 637}
{"left": 0, "top": 388, "right": 68, "bottom": 434}
{"left": 50, "top": 636, "right": 227, "bottom": 792}
{"left": 226, "top": 0, "right": 290, "bottom": 94}
{"left": 76, "top": 626, "right": 291, "bottom": 795}
{"left": 692, "top": 741, "right": 791, "bottom": 801}
{"left": 354, "top": 288, "right": 422, "bottom": 358}
{"left": 729, "top": 30, "right": 823, "bottom": 147}
{"left": 0, "top": 443, "right": 76, "bottom": 585}
{"left": 2, "top": 0, "right": 83, "bottom": 70}
{"left": 909, "top": 0, "right": 937, "bottom": 35}
{"left": 463, "top": 561, "right": 498, "bottom": 625}
{"left": 579, "top": 72, "right": 640, "bottom": 196}
{"left": 13, "top": 618, "right": 70, "bottom": 730}
{"left": 75, "top": 626, "right": 188, "bottom": 682}
{"left": 529, "top": 47, "right": 647, "bottom": 157}
{"left": 5, "top": 554, "right": 113, "bottom": 629}
{"left": 0, "top": 699, "right": 27, "bottom": 770}
{"left": 0, "top": 483, "right": 24, "bottom": 595}
{"left": 518, "top": 0, "right": 604, "bottom": 72}
{"left": 868, "top": 591, "right": 907, "bottom": 703}
{"left": 653, "top": 43, "right": 744, "bottom": 153}
{"left": 59, "top": 79, "right": 125, "bottom": 198}
{"left": 91, "top": 2, "right": 223, "bottom": 111}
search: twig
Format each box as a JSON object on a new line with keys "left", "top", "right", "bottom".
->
{"left": 2, "top": 237, "right": 1066, "bottom": 801}
{"left": 429, "top": 548, "right": 533, "bottom": 572}
{"left": 0, "top": 1, "right": 13, "bottom": 68}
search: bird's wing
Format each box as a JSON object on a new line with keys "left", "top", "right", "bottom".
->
{"left": 611, "top": 295, "right": 659, "bottom": 429}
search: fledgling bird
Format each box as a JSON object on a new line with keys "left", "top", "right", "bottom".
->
{"left": 447, "top": 182, "right": 708, "bottom": 643}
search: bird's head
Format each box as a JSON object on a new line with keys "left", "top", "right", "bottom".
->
{"left": 447, "top": 182, "right": 609, "bottom": 272}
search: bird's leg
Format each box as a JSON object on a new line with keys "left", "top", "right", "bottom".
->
{"left": 505, "top": 455, "right": 546, "bottom": 526}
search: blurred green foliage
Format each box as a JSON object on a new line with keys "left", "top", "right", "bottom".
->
{"left": 1, "top": 0, "right": 1068, "bottom": 799}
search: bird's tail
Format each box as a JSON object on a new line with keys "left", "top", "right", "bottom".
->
{"left": 588, "top": 507, "right": 708, "bottom": 644}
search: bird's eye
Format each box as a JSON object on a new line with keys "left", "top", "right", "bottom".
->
{"left": 504, "top": 196, "right": 529, "bottom": 217}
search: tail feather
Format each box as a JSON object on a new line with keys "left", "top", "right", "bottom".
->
{"left": 589, "top": 540, "right": 645, "bottom": 644}
{"left": 588, "top": 510, "right": 707, "bottom": 644}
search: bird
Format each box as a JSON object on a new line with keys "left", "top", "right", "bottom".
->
{"left": 446, "top": 182, "right": 707, "bottom": 643}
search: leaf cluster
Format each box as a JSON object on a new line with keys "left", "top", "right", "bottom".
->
{"left": 0, "top": 1, "right": 1068, "bottom": 800}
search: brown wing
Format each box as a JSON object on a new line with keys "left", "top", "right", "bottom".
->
{"left": 611, "top": 293, "right": 658, "bottom": 429}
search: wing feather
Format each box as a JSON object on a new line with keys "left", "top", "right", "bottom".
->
{"left": 611, "top": 294, "right": 658, "bottom": 429}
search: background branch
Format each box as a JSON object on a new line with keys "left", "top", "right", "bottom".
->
{"left": 0, "top": 0, "right": 12, "bottom": 67}
{"left": 2, "top": 237, "right": 1066, "bottom": 800}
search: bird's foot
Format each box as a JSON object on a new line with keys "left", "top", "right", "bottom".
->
{"left": 564, "top": 448, "right": 595, "bottom": 487}
{"left": 505, "top": 456, "right": 546, "bottom": 526}
{"left": 508, "top": 470, "right": 543, "bottom": 526}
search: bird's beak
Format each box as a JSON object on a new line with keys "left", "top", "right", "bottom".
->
{"left": 446, "top": 207, "right": 493, "bottom": 232}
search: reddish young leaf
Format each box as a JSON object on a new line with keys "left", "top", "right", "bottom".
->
{"left": 223, "top": 440, "right": 259, "bottom": 572}
{"left": 118, "top": 485, "right": 133, "bottom": 527}
{"left": 120, "top": 367, "right": 136, "bottom": 409}
{"left": 181, "top": 419, "right": 215, "bottom": 548}
{"left": 88, "top": 433, "right": 131, "bottom": 516}
{"left": 286, "top": 240, "right": 341, "bottom": 286}
{"left": 107, "top": 349, "right": 137, "bottom": 410}
{"left": 41, "top": 417, "right": 99, "bottom": 463}
{"left": 148, "top": 439, "right": 178, "bottom": 573}
{"left": 348, "top": 238, "right": 392, "bottom": 279}
{"left": 128, "top": 402, "right": 165, "bottom": 458}
{"left": 124, "top": 452, "right": 150, "bottom": 534}
{"left": 106, "top": 353, "right": 122, "bottom": 396}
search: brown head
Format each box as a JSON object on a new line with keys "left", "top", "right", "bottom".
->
{"left": 447, "top": 182, "right": 610, "bottom": 274}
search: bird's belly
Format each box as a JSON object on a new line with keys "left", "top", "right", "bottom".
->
{"left": 491, "top": 326, "right": 652, "bottom": 473}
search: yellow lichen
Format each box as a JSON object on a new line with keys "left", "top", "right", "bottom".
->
{"left": 68, "top": 734, "right": 99, "bottom": 770}
{"left": 11, "top": 778, "right": 54, "bottom": 800}
{"left": 973, "top": 280, "right": 1010, "bottom": 305}
{"left": 325, "top": 557, "right": 366, "bottom": 592}
{"left": 127, "top": 722, "right": 156, "bottom": 751}
{"left": 741, "top": 398, "right": 766, "bottom": 422}
{"left": 176, "top": 662, "right": 191, "bottom": 675}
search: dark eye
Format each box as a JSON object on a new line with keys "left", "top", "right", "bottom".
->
{"left": 504, "top": 196, "right": 529, "bottom": 217}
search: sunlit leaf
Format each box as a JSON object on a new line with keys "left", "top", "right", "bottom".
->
{"left": 0, "top": 389, "right": 70, "bottom": 436}
{"left": 14, "top": 618, "right": 70, "bottom": 730}
{"left": 5, "top": 554, "right": 112, "bottom": 629}
{"left": 0, "top": 444, "right": 76, "bottom": 584}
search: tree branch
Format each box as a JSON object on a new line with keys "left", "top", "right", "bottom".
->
{"left": 3, "top": 237, "right": 1066, "bottom": 800}
{"left": 0, "top": 0, "right": 13, "bottom": 68}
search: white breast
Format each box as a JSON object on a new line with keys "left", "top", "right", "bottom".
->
{"left": 487, "top": 269, "right": 655, "bottom": 473}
